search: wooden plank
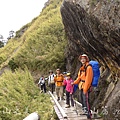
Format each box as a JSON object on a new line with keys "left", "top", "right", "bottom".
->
{"left": 54, "top": 106, "right": 64, "bottom": 120}
{"left": 49, "top": 91, "right": 67, "bottom": 119}
{"left": 58, "top": 100, "right": 87, "bottom": 120}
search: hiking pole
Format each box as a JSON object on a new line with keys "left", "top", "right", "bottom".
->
{"left": 74, "top": 100, "right": 84, "bottom": 116}
{"left": 74, "top": 99, "right": 78, "bottom": 115}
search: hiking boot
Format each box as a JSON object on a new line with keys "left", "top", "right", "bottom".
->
{"left": 80, "top": 109, "right": 88, "bottom": 115}
{"left": 57, "top": 97, "right": 60, "bottom": 101}
{"left": 87, "top": 114, "right": 92, "bottom": 120}
{"left": 65, "top": 104, "right": 70, "bottom": 108}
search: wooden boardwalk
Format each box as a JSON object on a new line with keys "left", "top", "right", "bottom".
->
{"left": 49, "top": 91, "right": 103, "bottom": 120}
{"left": 59, "top": 100, "right": 87, "bottom": 120}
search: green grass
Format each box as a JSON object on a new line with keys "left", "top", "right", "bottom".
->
{"left": 0, "top": 68, "right": 54, "bottom": 120}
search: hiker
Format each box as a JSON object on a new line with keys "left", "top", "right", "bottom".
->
{"left": 23, "top": 112, "right": 40, "bottom": 120}
{"left": 48, "top": 70, "right": 55, "bottom": 94}
{"left": 63, "top": 72, "right": 67, "bottom": 96}
{"left": 38, "top": 76, "right": 46, "bottom": 93}
{"left": 54, "top": 68, "right": 64, "bottom": 101}
{"left": 63, "top": 72, "right": 67, "bottom": 80}
{"left": 63, "top": 72, "right": 74, "bottom": 108}
{"left": 72, "top": 54, "right": 93, "bottom": 119}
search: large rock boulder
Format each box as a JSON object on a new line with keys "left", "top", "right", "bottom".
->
{"left": 60, "top": 0, "right": 120, "bottom": 119}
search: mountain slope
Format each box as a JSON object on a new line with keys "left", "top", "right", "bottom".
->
{"left": 0, "top": 0, "right": 66, "bottom": 73}
{"left": 9, "top": 0, "right": 66, "bottom": 73}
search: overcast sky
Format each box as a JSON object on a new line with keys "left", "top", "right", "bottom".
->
{"left": 0, "top": 0, "right": 48, "bottom": 39}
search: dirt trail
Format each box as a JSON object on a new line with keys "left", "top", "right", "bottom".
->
{"left": 0, "top": 66, "right": 10, "bottom": 76}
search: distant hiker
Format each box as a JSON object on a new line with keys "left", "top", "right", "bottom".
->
{"left": 48, "top": 70, "right": 55, "bottom": 94}
{"left": 72, "top": 54, "right": 93, "bottom": 119}
{"left": 38, "top": 76, "right": 46, "bottom": 93}
{"left": 23, "top": 112, "right": 40, "bottom": 120}
{"left": 54, "top": 68, "right": 64, "bottom": 101}
{"left": 63, "top": 72, "right": 67, "bottom": 80}
{"left": 63, "top": 72, "right": 74, "bottom": 108}
{"left": 63, "top": 72, "right": 67, "bottom": 95}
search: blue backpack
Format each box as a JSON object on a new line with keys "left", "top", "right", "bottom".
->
{"left": 73, "top": 84, "right": 78, "bottom": 93}
{"left": 73, "top": 60, "right": 100, "bottom": 92}
{"left": 85, "top": 60, "right": 100, "bottom": 87}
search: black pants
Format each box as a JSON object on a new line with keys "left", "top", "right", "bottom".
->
{"left": 66, "top": 91, "right": 74, "bottom": 106}
{"left": 63, "top": 85, "right": 66, "bottom": 95}
{"left": 41, "top": 83, "right": 46, "bottom": 93}
{"left": 50, "top": 83, "right": 55, "bottom": 94}
{"left": 80, "top": 89, "right": 91, "bottom": 119}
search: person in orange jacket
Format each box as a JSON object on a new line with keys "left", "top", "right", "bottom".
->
{"left": 54, "top": 68, "right": 64, "bottom": 101}
{"left": 73, "top": 54, "right": 93, "bottom": 119}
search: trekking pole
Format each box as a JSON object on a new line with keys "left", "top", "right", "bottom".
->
{"left": 74, "top": 99, "right": 78, "bottom": 115}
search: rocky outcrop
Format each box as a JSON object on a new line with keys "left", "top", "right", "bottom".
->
{"left": 60, "top": 0, "right": 120, "bottom": 119}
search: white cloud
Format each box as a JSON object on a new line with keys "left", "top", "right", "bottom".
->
{"left": 0, "top": 0, "right": 48, "bottom": 39}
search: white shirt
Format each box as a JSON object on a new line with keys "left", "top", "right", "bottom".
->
{"left": 48, "top": 74, "right": 55, "bottom": 84}
{"left": 38, "top": 77, "right": 45, "bottom": 85}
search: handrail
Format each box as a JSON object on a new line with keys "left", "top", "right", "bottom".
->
{"left": 74, "top": 100, "right": 82, "bottom": 106}
{"left": 49, "top": 91, "right": 67, "bottom": 119}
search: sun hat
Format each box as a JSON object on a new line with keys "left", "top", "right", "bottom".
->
{"left": 79, "top": 54, "right": 89, "bottom": 61}
{"left": 67, "top": 72, "right": 71, "bottom": 76}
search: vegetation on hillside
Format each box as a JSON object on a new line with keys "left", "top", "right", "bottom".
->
{"left": 0, "top": 38, "right": 23, "bottom": 67}
{"left": 0, "top": 68, "right": 55, "bottom": 120}
{"left": 7, "top": 0, "right": 66, "bottom": 73}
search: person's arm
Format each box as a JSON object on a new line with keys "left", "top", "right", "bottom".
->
{"left": 62, "top": 74, "right": 64, "bottom": 82}
{"left": 54, "top": 75, "right": 57, "bottom": 83}
{"left": 63, "top": 79, "right": 67, "bottom": 86}
{"left": 83, "top": 66, "right": 93, "bottom": 94}
{"left": 38, "top": 79, "right": 40, "bottom": 84}
{"left": 70, "top": 85, "right": 74, "bottom": 94}
{"left": 73, "top": 70, "right": 81, "bottom": 84}
{"left": 70, "top": 80, "right": 74, "bottom": 94}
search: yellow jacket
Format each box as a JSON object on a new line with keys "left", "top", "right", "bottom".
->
{"left": 74, "top": 62, "right": 93, "bottom": 94}
{"left": 54, "top": 74, "right": 64, "bottom": 87}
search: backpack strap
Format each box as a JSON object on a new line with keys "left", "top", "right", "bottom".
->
{"left": 84, "top": 64, "right": 92, "bottom": 76}
{"left": 79, "top": 67, "right": 85, "bottom": 75}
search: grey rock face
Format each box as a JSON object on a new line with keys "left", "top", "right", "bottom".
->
{"left": 60, "top": 0, "right": 120, "bottom": 119}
